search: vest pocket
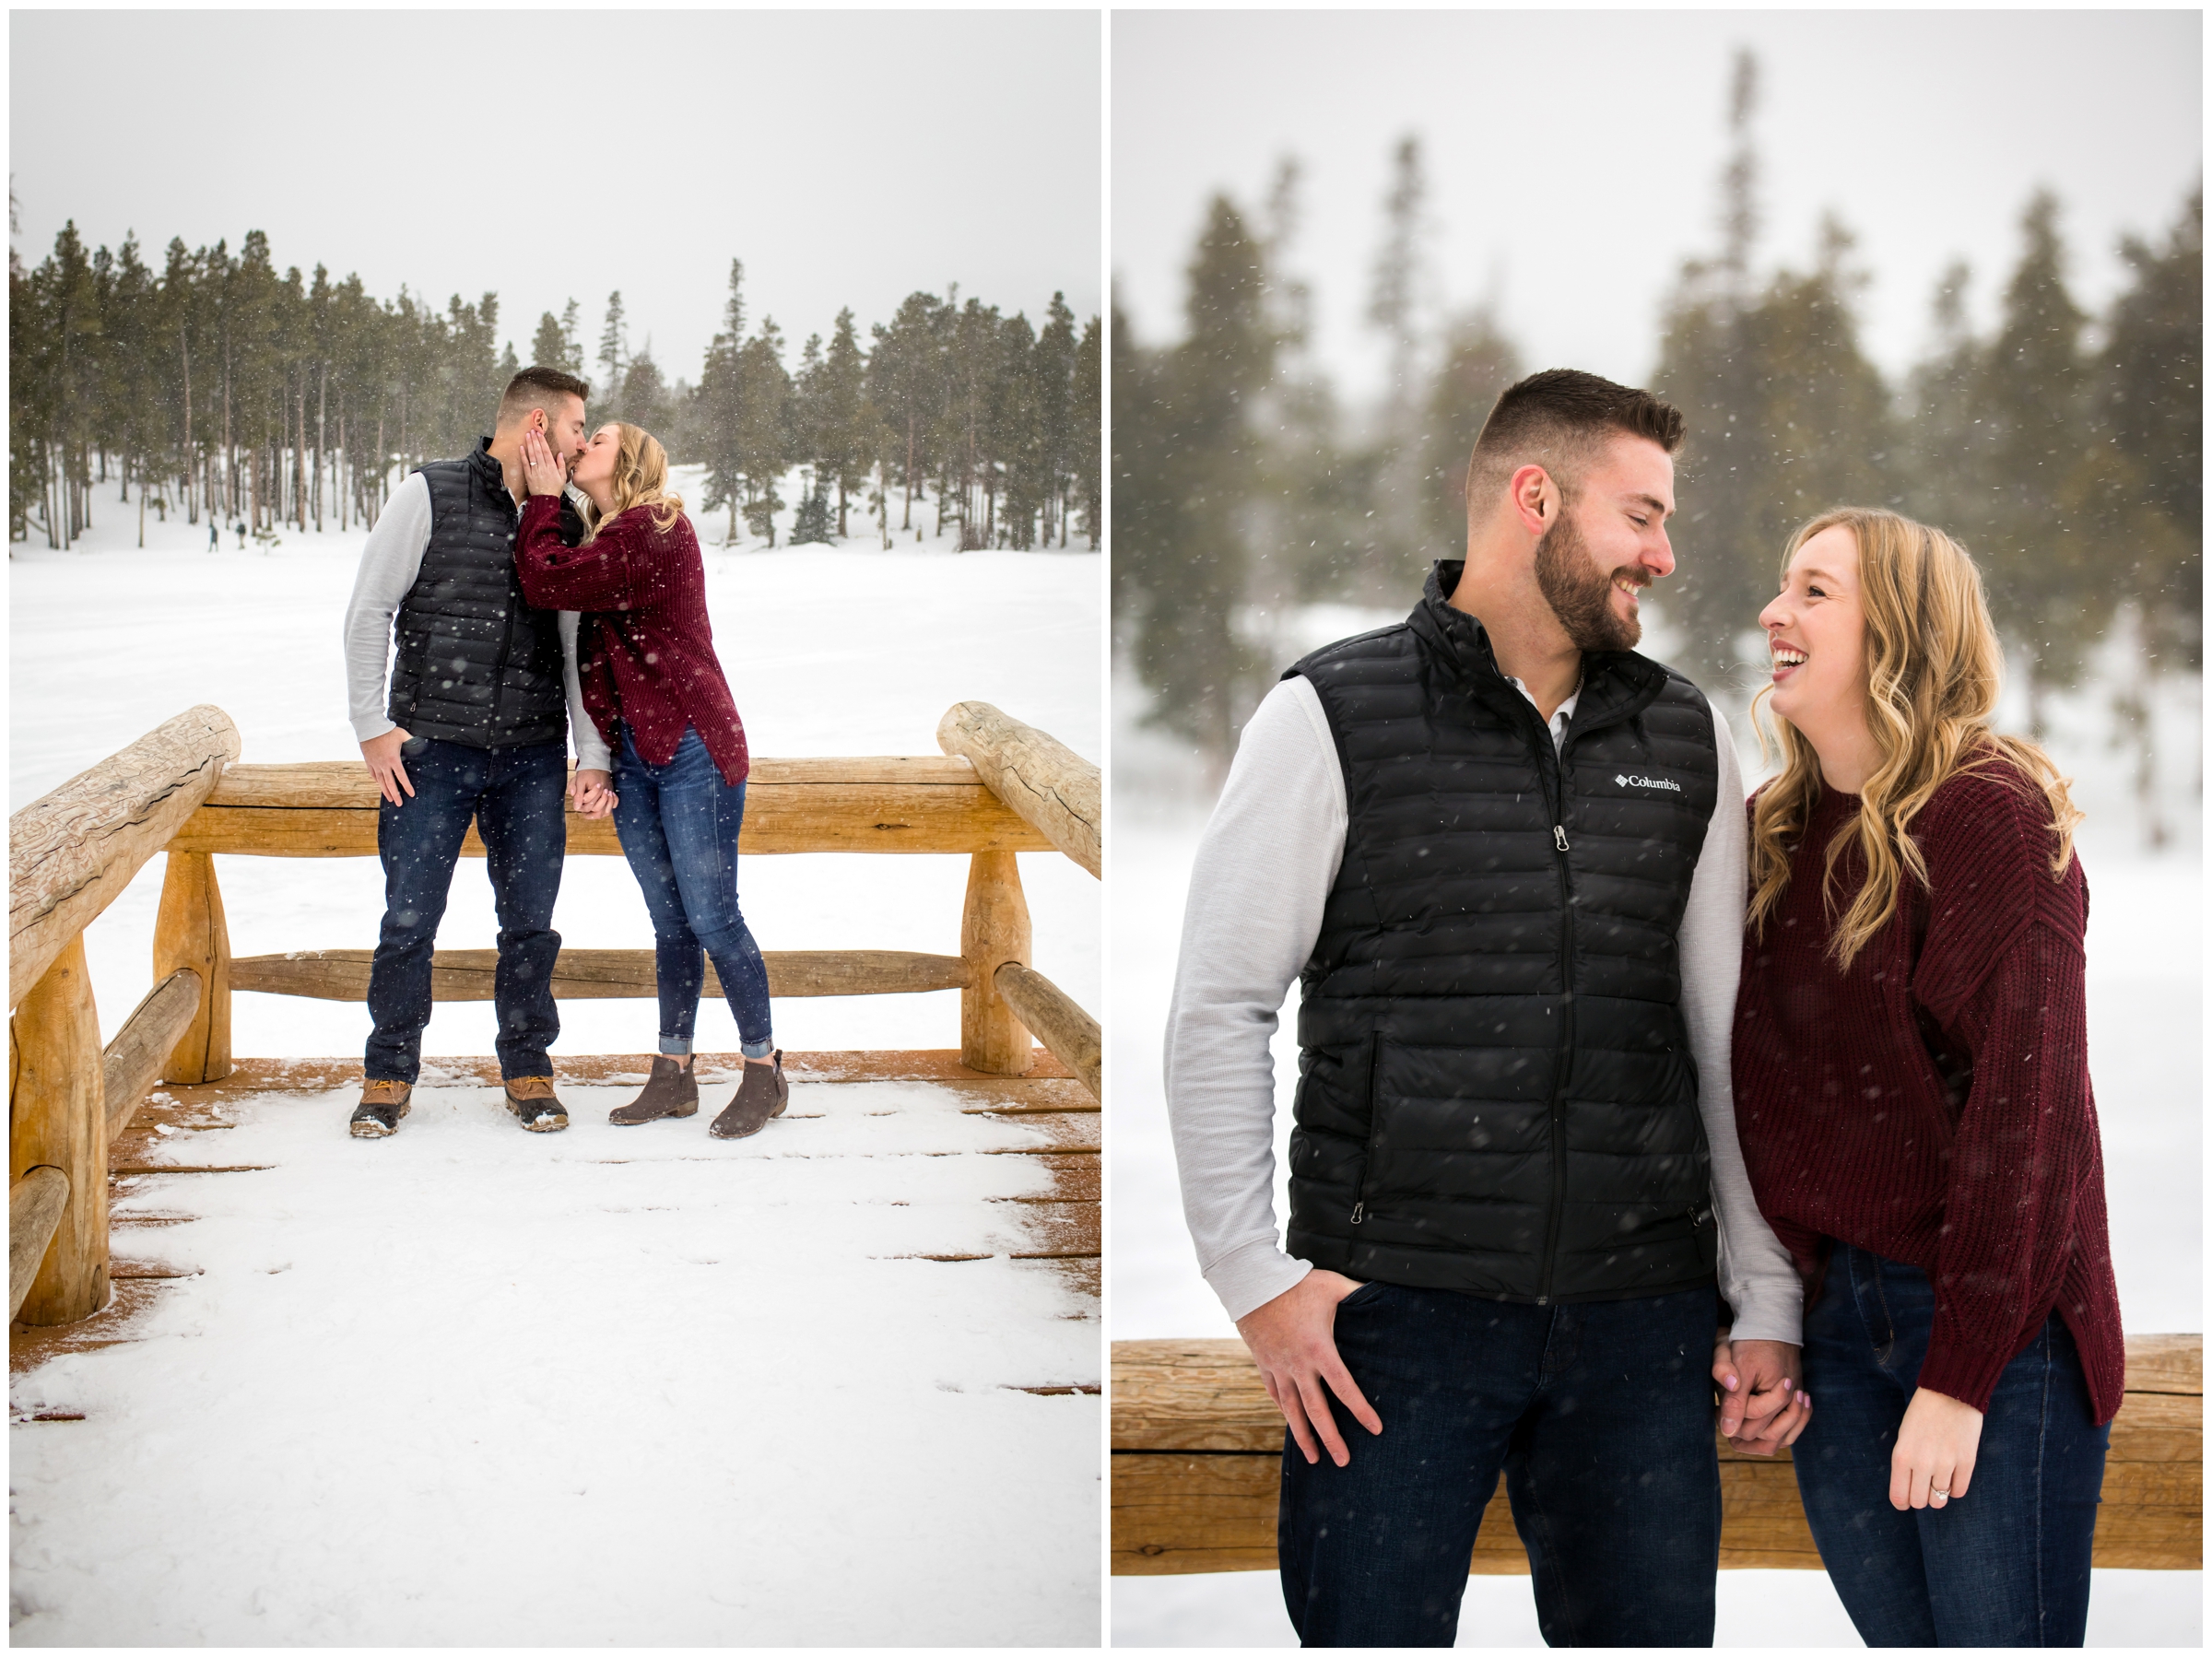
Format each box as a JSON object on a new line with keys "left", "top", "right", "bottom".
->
{"left": 1350, "top": 1037, "right": 1386, "bottom": 1226}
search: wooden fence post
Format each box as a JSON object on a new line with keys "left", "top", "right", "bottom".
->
{"left": 7, "top": 935, "right": 109, "bottom": 1325}
{"left": 154, "top": 851, "right": 231, "bottom": 1084}
{"left": 960, "top": 852, "right": 1033, "bottom": 1075}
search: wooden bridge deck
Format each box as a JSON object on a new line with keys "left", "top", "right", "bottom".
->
{"left": 11, "top": 1049, "right": 1100, "bottom": 1383}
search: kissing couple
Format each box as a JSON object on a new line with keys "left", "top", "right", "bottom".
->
{"left": 339, "top": 368, "right": 786, "bottom": 1142}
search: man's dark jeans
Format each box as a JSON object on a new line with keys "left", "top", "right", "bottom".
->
{"left": 365, "top": 734, "right": 567, "bottom": 1084}
{"left": 1794, "top": 1244, "right": 2109, "bottom": 1647}
{"left": 1279, "top": 1280, "right": 1722, "bottom": 1648}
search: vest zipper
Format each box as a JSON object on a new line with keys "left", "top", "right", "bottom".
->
{"left": 486, "top": 487, "right": 519, "bottom": 736}
{"left": 1350, "top": 1036, "right": 1384, "bottom": 1225}
{"left": 1536, "top": 735, "right": 1575, "bottom": 1303}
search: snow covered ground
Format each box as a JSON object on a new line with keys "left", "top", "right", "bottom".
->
{"left": 8, "top": 470, "right": 1103, "bottom": 1644}
{"left": 1108, "top": 608, "right": 2203, "bottom": 1647}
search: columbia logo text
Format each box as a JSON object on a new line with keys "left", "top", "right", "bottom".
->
{"left": 1615, "top": 773, "right": 1682, "bottom": 793}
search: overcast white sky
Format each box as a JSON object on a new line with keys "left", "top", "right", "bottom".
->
{"left": 11, "top": 10, "right": 1102, "bottom": 384}
{"left": 1113, "top": 10, "right": 2200, "bottom": 403}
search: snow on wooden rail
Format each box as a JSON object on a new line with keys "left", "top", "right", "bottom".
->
{"left": 1109, "top": 1335, "right": 2205, "bottom": 1574}
{"left": 8, "top": 704, "right": 239, "bottom": 1007}
{"left": 938, "top": 700, "right": 1101, "bottom": 877}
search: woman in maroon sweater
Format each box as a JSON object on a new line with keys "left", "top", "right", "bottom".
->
{"left": 1732, "top": 506, "right": 2121, "bottom": 1646}
{"left": 514, "top": 421, "right": 786, "bottom": 1139}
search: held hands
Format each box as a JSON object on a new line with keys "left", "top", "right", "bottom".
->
{"left": 1712, "top": 1334, "right": 1812, "bottom": 1455}
{"left": 519, "top": 426, "right": 570, "bottom": 499}
{"left": 570, "top": 769, "right": 617, "bottom": 818}
{"left": 1891, "top": 1387, "right": 1983, "bottom": 1510}
{"left": 361, "top": 727, "right": 416, "bottom": 807}
{"left": 1234, "top": 1269, "right": 1382, "bottom": 1468}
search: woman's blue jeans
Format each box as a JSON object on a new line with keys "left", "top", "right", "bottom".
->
{"left": 1793, "top": 1244, "right": 2109, "bottom": 1647}
{"left": 609, "top": 723, "right": 773, "bottom": 1057}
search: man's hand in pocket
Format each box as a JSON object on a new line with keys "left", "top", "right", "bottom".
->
{"left": 1236, "top": 1269, "right": 1383, "bottom": 1468}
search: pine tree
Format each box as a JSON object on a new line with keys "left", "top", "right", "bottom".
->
{"left": 819, "top": 308, "right": 870, "bottom": 537}
{"left": 2098, "top": 185, "right": 2201, "bottom": 667}
{"left": 531, "top": 311, "right": 568, "bottom": 370}
{"left": 559, "top": 299, "right": 585, "bottom": 376}
{"left": 1364, "top": 135, "right": 1430, "bottom": 585}
{"left": 868, "top": 291, "right": 947, "bottom": 537}
{"left": 735, "top": 318, "right": 792, "bottom": 544}
{"left": 1117, "top": 196, "right": 1281, "bottom": 768}
{"left": 1033, "top": 292, "right": 1077, "bottom": 547}
{"left": 790, "top": 476, "right": 834, "bottom": 545}
{"left": 1418, "top": 308, "right": 1522, "bottom": 558}
{"left": 1071, "top": 313, "right": 1100, "bottom": 549}
{"left": 618, "top": 346, "right": 673, "bottom": 438}
{"left": 1971, "top": 191, "right": 2106, "bottom": 734}
{"left": 598, "top": 290, "right": 628, "bottom": 417}
{"left": 697, "top": 261, "right": 748, "bottom": 542}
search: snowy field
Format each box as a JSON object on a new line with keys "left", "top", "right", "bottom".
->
{"left": 1109, "top": 605, "right": 2203, "bottom": 1647}
{"left": 8, "top": 471, "right": 1103, "bottom": 1645}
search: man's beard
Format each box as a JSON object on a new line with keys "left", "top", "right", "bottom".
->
{"left": 1535, "top": 509, "right": 1644, "bottom": 652}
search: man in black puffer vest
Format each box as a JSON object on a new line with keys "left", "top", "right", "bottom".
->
{"left": 341, "top": 367, "right": 610, "bottom": 1139}
{"left": 1165, "top": 371, "right": 1809, "bottom": 1645}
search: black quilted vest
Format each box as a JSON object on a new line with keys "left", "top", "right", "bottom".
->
{"left": 1284, "top": 561, "right": 1722, "bottom": 1303}
{"left": 386, "top": 439, "right": 568, "bottom": 749}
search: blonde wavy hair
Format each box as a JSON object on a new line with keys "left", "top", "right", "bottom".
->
{"left": 1747, "top": 506, "right": 2081, "bottom": 970}
{"left": 581, "top": 422, "right": 685, "bottom": 541}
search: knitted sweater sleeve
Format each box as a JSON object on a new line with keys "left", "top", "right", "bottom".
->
{"left": 513, "top": 497, "right": 648, "bottom": 611}
{"left": 1909, "top": 780, "right": 2094, "bottom": 1414}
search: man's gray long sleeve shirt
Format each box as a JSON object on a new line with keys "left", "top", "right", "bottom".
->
{"left": 1162, "top": 673, "right": 1803, "bottom": 1345}
{"left": 340, "top": 471, "right": 610, "bottom": 771}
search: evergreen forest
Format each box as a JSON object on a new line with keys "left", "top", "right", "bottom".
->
{"left": 10, "top": 229, "right": 1100, "bottom": 557}
{"left": 1114, "top": 52, "right": 2200, "bottom": 835}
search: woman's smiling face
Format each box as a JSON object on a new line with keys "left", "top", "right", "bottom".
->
{"left": 1758, "top": 523, "right": 1867, "bottom": 733}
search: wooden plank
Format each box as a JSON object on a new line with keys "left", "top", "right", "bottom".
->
{"left": 985, "top": 1199, "right": 1098, "bottom": 1259}
{"left": 2109, "top": 1389, "right": 2203, "bottom": 1463}
{"left": 168, "top": 758, "right": 1056, "bottom": 857}
{"left": 10, "top": 705, "right": 239, "bottom": 1006}
{"left": 936, "top": 701, "right": 1101, "bottom": 877}
{"left": 103, "top": 969, "right": 204, "bottom": 1137}
{"left": 229, "top": 947, "right": 971, "bottom": 1003}
{"left": 8, "top": 1168, "right": 69, "bottom": 1325}
{"left": 1007, "top": 1153, "right": 1100, "bottom": 1206}
{"left": 994, "top": 962, "right": 1100, "bottom": 1101}
{"left": 2125, "top": 1334, "right": 2205, "bottom": 1394}
{"left": 960, "top": 852, "right": 1033, "bottom": 1075}
{"left": 1113, "top": 1338, "right": 1284, "bottom": 1453}
{"left": 1111, "top": 1334, "right": 2203, "bottom": 1575}
{"left": 9, "top": 1275, "right": 173, "bottom": 1373}
{"left": 1112, "top": 1451, "right": 1281, "bottom": 1575}
{"left": 124, "top": 1050, "right": 1073, "bottom": 1098}
{"left": 152, "top": 852, "right": 230, "bottom": 1082}
{"left": 7, "top": 936, "right": 109, "bottom": 1325}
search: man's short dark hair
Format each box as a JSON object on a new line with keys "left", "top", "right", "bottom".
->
{"left": 497, "top": 366, "right": 591, "bottom": 428}
{"left": 1465, "top": 369, "right": 1685, "bottom": 519}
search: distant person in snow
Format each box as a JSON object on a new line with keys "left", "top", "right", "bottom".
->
{"left": 339, "top": 366, "right": 603, "bottom": 1140}
{"left": 1163, "top": 370, "right": 1807, "bottom": 1646}
{"left": 1727, "top": 507, "right": 2121, "bottom": 1646}
{"left": 234, "top": 520, "right": 246, "bottom": 548}
{"left": 208, "top": 522, "right": 218, "bottom": 552}
{"left": 513, "top": 420, "right": 783, "bottom": 1140}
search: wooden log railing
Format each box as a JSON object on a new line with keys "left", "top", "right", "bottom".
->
{"left": 1110, "top": 1334, "right": 2204, "bottom": 1574}
{"left": 10, "top": 701, "right": 1100, "bottom": 1330}
{"left": 10, "top": 708, "right": 237, "bottom": 1325}
{"left": 937, "top": 702, "right": 1101, "bottom": 1091}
